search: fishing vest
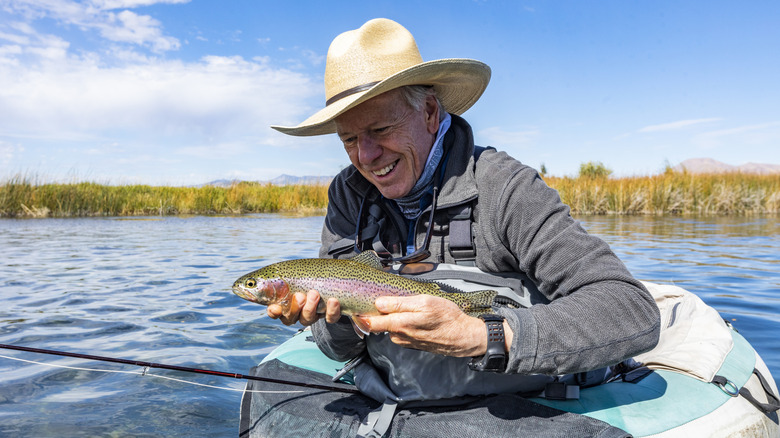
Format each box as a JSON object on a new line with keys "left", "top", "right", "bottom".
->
{"left": 323, "top": 143, "right": 605, "bottom": 399}
{"left": 353, "top": 262, "right": 556, "bottom": 403}
{"left": 347, "top": 263, "right": 611, "bottom": 438}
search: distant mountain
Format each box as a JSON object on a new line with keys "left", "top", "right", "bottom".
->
{"left": 267, "top": 174, "right": 333, "bottom": 186}
{"left": 201, "top": 179, "right": 241, "bottom": 188}
{"left": 202, "top": 174, "right": 333, "bottom": 187}
{"left": 674, "top": 158, "right": 780, "bottom": 174}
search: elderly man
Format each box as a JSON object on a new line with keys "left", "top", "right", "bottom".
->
{"left": 268, "top": 18, "right": 659, "bottom": 403}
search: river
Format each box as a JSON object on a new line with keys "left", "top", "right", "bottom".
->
{"left": 0, "top": 214, "right": 777, "bottom": 436}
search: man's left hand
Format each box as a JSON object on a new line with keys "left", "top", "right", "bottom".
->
{"left": 362, "top": 295, "right": 510, "bottom": 357}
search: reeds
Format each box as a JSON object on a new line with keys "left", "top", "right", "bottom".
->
{"left": 545, "top": 171, "right": 780, "bottom": 215}
{"left": 2, "top": 171, "right": 779, "bottom": 218}
{"left": 0, "top": 176, "right": 329, "bottom": 218}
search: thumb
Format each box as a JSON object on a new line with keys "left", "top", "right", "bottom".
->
{"left": 374, "top": 296, "right": 402, "bottom": 313}
{"left": 375, "top": 296, "right": 425, "bottom": 313}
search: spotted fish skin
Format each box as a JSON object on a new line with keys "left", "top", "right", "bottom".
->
{"left": 232, "top": 251, "right": 497, "bottom": 333}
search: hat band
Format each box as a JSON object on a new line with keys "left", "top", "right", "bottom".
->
{"left": 325, "top": 81, "right": 380, "bottom": 106}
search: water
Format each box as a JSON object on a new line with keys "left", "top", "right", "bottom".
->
{"left": 0, "top": 214, "right": 778, "bottom": 436}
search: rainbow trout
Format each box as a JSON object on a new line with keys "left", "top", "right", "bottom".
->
{"left": 232, "top": 250, "right": 497, "bottom": 335}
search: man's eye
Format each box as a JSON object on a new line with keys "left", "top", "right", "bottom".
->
{"left": 341, "top": 137, "right": 356, "bottom": 147}
{"left": 374, "top": 126, "right": 390, "bottom": 134}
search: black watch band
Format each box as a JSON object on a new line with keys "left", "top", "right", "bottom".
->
{"left": 468, "top": 314, "right": 507, "bottom": 373}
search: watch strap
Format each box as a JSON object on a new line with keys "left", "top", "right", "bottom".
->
{"left": 468, "top": 314, "right": 507, "bottom": 372}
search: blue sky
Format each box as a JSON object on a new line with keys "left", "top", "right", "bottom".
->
{"left": 1, "top": 0, "right": 778, "bottom": 186}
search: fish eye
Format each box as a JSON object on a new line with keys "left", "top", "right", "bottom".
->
{"left": 245, "top": 279, "right": 256, "bottom": 288}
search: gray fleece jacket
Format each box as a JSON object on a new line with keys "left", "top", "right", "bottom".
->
{"left": 312, "top": 114, "right": 660, "bottom": 376}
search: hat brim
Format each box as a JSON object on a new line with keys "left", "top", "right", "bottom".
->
{"left": 271, "top": 59, "right": 491, "bottom": 137}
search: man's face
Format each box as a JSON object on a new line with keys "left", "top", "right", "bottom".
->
{"left": 335, "top": 88, "right": 440, "bottom": 199}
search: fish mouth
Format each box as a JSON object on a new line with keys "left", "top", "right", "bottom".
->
{"left": 232, "top": 285, "right": 258, "bottom": 303}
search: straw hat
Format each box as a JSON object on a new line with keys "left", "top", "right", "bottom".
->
{"left": 272, "top": 18, "right": 491, "bottom": 137}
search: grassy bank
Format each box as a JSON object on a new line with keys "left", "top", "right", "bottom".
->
{"left": 0, "top": 178, "right": 329, "bottom": 218}
{"left": 546, "top": 172, "right": 780, "bottom": 215}
{"left": 1, "top": 172, "right": 779, "bottom": 218}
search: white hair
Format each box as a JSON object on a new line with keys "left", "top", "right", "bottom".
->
{"left": 399, "top": 85, "right": 446, "bottom": 121}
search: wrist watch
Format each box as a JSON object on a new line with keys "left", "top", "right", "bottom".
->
{"left": 468, "top": 314, "right": 507, "bottom": 373}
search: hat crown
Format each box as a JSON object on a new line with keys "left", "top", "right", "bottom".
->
{"left": 272, "top": 18, "right": 490, "bottom": 136}
{"left": 324, "top": 18, "right": 424, "bottom": 103}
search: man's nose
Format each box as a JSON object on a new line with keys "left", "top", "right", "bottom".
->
{"left": 358, "top": 135, "right": 382, "bottom": 164}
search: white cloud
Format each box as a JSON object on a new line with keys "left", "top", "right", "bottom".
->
{"left": 477, "top": 126, "right": 539, "bottom": 148}
{"left": 0, "top": 53, "right": 318, "bottom": 139}
{"left": 0, "top": 140, "right": 23, "bottom": 168}
{"left": 0, "top": 11, "right": 323, "bottom": 184}
{"left": 638, "top": 118, "right": 722, "bottom": 133}
{"left": 3, "top": 0, "right": 182, "bottom": 53}
{"left": 0, "top": 30, "right": 31, "bottom": 45}
{"left": 90, "top": 0, "right": 190, "bottom": 11}
{"left": 0, "top": 1, "right": 337, "bottom": 185}
{"left": 101, "top": 10, "right": 179, "bottom": 52}
{"left": 692, "top": 121, "right": 780, "bottom": 150}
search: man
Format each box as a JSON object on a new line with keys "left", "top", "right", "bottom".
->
{"left": 268, "top": 18, "right": 659, "bottom": 398}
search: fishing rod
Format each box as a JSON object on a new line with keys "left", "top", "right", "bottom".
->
{"left": 0, "top": 343, "right": 360, "bottom": 395}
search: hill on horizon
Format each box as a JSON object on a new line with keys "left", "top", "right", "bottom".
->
{"left": 203, "top": 174, "right": 333, "bottom": 187}
{"left": 674, "top": 158, "right": 780, "bottom": 174}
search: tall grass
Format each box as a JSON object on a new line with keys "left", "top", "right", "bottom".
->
{"left": 1, "top": 171, "right": 778, "bottom": 218}
{"left": 545, "top": 171, "right": 780, "bottom": 215}
{"left": 0, "top": 177, "right": 329, "bottom": 218}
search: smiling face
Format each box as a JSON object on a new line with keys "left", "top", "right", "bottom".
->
{"left": 335, "top": 88, "right": 440, "bottom": 199}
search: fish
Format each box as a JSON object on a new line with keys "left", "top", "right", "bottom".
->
{"left": 232, "top": 250, "right": 497, "bottom": 336}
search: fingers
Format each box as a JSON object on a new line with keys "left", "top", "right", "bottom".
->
{"left": 325, "top": 298, "right": 342, "bottom": 324}
{"left": 365, "top": 310, "right": 414, "bottom": 335}
{"left": 367, "top": 295, "right": 436, "bottom": 334}
{"left": 267, "top": 291, "right": 322, "bottom": 326}
{"left": 297, "top": 290, "right": 322, "bottom": 326}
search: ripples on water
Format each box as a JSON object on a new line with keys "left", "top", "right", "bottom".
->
{"left": 0, "top": 215, "right": 322, "bottom": 436}
{"left": 0, "top": 214, "right": 778, "bottom": 436}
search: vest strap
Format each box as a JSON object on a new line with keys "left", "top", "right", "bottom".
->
{"left": 448, "top": 204, "right": 476, "bottom": 265}
{"left": 356, "top": 398, "right": 398, "bottom": 438}
{"left": 540, "top": 382, "right": 580, "bottom": 400}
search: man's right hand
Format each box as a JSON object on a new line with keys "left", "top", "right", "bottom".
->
{"left": 267, "top": 290, "right": 342, "bottom": 326}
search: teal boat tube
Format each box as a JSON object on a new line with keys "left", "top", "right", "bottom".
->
{"left": 239, "top": 282, "right": 779, "bottom": 438}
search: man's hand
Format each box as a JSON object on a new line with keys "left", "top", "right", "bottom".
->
{"left": 360, "top": 295, "right": 512, "bottom": 357}
{"left": 267, "top": 290, "right": 342, "bottom": 326}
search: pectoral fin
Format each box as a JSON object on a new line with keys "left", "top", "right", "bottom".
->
{"left": 349, "top": 315, "right": 371, "bottom": 339}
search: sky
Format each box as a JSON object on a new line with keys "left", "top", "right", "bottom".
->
{"left": 1, "top": 0, "right": 778, "bottom": 186}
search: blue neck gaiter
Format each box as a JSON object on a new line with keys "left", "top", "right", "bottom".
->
{"left": 394, "top": 113, "right": 451, "bottom": 219}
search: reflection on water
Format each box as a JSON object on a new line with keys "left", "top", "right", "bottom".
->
{"left": 0, "top": 214, "right": 778, "bottom": 436}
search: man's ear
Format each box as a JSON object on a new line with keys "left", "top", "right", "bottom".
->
{"left": 424, "top": 95, "right": 440, "bottom": 135}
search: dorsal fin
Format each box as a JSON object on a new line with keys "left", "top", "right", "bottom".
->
{"left": 350, "top": 250, "right": 384, "bottom": 270}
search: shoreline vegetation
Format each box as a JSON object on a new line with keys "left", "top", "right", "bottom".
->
{"left": 2, "top": 170, "right": 779, "bottom": 218}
